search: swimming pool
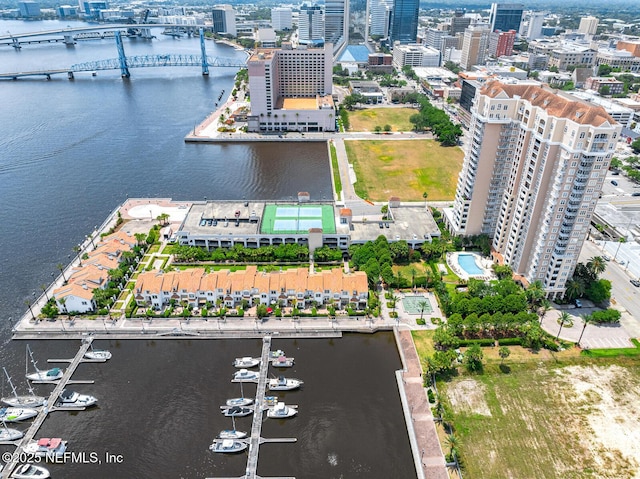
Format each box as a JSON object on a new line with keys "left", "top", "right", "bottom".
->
{"left": 457, "top": 253, "right": 484, "bottom": 276}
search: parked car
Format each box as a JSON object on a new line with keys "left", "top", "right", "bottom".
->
{"left": 611, "top": 180, "right": 619, "bottom": 186}
{"left": 632, "top": 192, "right": 640, "bottom": 197}
{"left": 574, "top": 299, "right": 582, "bottom": 308}
{"left": 602, "top": 255, "right": 611, "bottom": 262}
{"left": 630, "top": 279, "right": 640, "bottom": 287}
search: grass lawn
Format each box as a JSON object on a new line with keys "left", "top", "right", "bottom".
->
{"left": 329, "top": 142, "right": 342, "bottom": 198}
{"left": 345, "top": 139, "right": 463, "bottom": 201}
{"left": 433, "top": 349, "right": 640, "bottom": 479}
{"left": 348, "top": 108, "right": 416, "bottom": 132}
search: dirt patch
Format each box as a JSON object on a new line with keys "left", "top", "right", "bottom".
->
{"left": 447, "top": 378, "right": 492, "bottom": 416}
{"left": 558, "top": 365, "right": 640, "bottom": 478}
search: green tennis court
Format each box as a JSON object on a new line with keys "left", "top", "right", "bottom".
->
{"left": 402, "top": 296, "right": 432, "bottom": 314}
{"left": 261, "top": 204, "right": 336, "bottom": 234}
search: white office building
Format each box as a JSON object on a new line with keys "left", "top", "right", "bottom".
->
{"left": 271, "top": 7, "right": 293, "bottom": 31}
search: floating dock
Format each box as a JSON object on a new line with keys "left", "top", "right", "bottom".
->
{"left": 2, "top": 339, "right": 95, "bottom": 479}
{"left": 208, "top": 335, "right": 297, "bottom": 479}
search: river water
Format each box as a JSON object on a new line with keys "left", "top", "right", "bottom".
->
{"left": 0, "top": 20, "right": 415, "bottom": 478}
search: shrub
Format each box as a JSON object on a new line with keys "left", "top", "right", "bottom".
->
{"left": 427, "top": 388, "right": 436, "bottom": 403}
{"left": 459, "top": 339, "right": 495, "bottom": 347}
{"left": 497, "top": 337, "right": 523, "bottom": 346}
{"left": 591, "top": 308, "right": 621, "bottom": 323}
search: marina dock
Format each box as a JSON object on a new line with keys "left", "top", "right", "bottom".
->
{"left": 1, "top": 339, "right": 95, "bottom": 479}
{"left": 209, "top": 335, "right": 297, "bottom": 479}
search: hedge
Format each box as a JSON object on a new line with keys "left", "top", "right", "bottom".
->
{"left": 497, "top": 337, "right": 523, "bottom": 346}
{"left": 458, "top": 338, "right": 495, "bottom": 347}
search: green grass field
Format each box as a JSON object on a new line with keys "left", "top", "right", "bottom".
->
{"left": 412, "top": 332, "right": 640, "bottom": 479}
{"left": 329, "top": 142, "right": 342, "bottom": 198}
{"left": 344, "top": 139, "right": 463, "bottom": 201}
{"left": 348, "top": 108, "right": 417, "bottom": 132}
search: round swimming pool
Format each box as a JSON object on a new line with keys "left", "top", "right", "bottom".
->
{"left": 457, "top": 253, "right": 484, "bottom": 276}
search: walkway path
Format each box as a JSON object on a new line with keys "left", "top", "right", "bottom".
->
{"left": 396, "top": 329, "right": 448, "bottom": 479}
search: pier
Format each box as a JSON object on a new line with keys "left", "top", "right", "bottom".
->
{"left": 209, "top": 335, "right": 297, "bottom": 479}
{"left": 1, "top": 339, "right": 95, "bottom": 479}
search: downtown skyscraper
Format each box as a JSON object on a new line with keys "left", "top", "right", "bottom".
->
{"left": 389, "top": 0, "right": 418, "bottom": 44}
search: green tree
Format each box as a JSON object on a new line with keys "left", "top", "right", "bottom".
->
{"left": 577, "top": 313, "right": 593, "bottom": 347}
{"left": 564, "top": 279, "right": 585, "bottom": 300}
{"left": 610, "top": 157, "right": 623, "bottom": 170}
{"left": 374, "top": 125, "right": 382, "bottom": 134}
{"left": 598, "top": 64, "right": 612, "bottom": 76}
{"left": 631, "top": 138, "right": 640, "bottom": 154}
{"left": 585, "top": 279, "right": 612, "bottom": 304}
{"left": 464, "top": 344, "right": 484, "bottom": 372}
{"left": 383, "top": 124, "right": 392, "bottom": 132}
{"left": 556, "top": 311, "right": 573, "bottom": 340}
{"left": 498, "top": 346, "right": 510, "bottom": 364}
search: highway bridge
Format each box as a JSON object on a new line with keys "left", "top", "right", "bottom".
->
{"left": 0, "top": 29, "right": 247, "bottom": 79}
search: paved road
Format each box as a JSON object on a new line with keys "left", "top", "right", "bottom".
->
{"left": 579, "top": 239, "right": 640, "bottom": 337}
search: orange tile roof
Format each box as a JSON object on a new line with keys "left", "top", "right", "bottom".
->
{"left": 480, "top": 80, "right": 615, "bottom": 126}
{"left": 53, "top": 283, "right": 95, "bottom": 301}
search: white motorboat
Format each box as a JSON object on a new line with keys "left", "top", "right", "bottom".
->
{"left": 271, "top": 356, "right": 294, "bottom": 368}
{"left": 10, "top": 464, "right": 50, "bottom": 479}
{"left": 23, "top": 438, "right": 67, "bottom": 458}
{"left": 269, "top": 349, "right": 286, "bottom": 359}
{"left": 233, "top": 357, "right": 260, "bottom": 368}
{"left": 218, "top": 416, "right": 247, "bottom": 439}
{"left": 56, "top": 389, "right": 97, "bottom": 408}
{"left": 0, "top": 421, "right": 24, "bottom": 441}
{"left": 232, "top": 369, "right": 259, "bottom": 383}
{"left": 226, "top": 397, "right": 253, "bottom": 407}
{"left": 209, "top": 438, "right": 248, "bottom": 453}
{"left": 25, "top": 346, "right": 64, "bottom": 382}
{"left": 218, "top": 429, "right": 247, "bottom": 439}
{"left": 2, "top": 367, "right": 46, "bottom": 408}
{"left": 266, "top": 402, "right": 297, "bottom": 419}
{"left": 267, "top": 376, "right": 303, "bottom": 391}
{"left": 84, "top": 344, "right": 112, "bottom": 361}
{"left": 0, "top": 407, "right": 38, "bottom": 423}
{"left": 222, "top": 405, "right": 253, "bottom": 417}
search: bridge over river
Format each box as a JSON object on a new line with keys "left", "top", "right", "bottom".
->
{"left": 0, "top": 28, "right": 247, "bottom": 79}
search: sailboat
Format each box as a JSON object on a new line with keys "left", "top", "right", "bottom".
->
{"left": 225, "top": 380, "right": 253, "bottom": 407}
{"left": 0, "top": 420, "right": 23, "bottom": 441}
{"left": 25, "top": 345, "right": 64, "bottom": 382}
{"left": 217, "top": 415, "right": 248, "bottom": 440}
{"left": 2, "top": 368, "right": 46, "bottom": 408}
{"left": 84, "top": 343, "right": 112, "bottom": 361}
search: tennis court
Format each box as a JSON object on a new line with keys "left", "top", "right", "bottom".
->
{"left": 261, "top": 204, "right": 336, "bottom": 234}
{"left": 402, "top": 296, "right": 432, "bottom": 315}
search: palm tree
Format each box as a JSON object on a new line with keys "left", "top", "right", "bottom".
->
{"left": 134, "top": 233, "right": 146, "bottom": 246}
{"left": 564, "top": 279, "right": 585, "bottom": 301}
{"left": 577, "top": 313, "right": 593, "bottom": 347}
{"left": 418, "top": 300, "right": 429, "bottom": 322}
{"left": 72, "top": 245, "right": 82, "bottom": 265}
{"left": 586, "top": 256, "right": 606, "bottom": 278}
{"left": 538, "top": 299, "right": 551, "bottom": 324}
{"left": 526, "top": 280, "right": 545, "bottom": 311}
{"left": 556, "top": 311, "right": 573, "bottom": 340}
{"left": 57, "top": 263, "right": 67, "bottom": 282}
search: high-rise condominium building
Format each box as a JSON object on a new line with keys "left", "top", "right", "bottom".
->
{"left": 389, "top": 0, "right": 418, "bottom": 45}
{"left": 444, "top": 81, "right": 621, "bottom": 297}
{"left": 247, "top": 44, "right": 336, "bottom": 133}
{"left": 299, "top": 4, "right": 325, "bottom": 46}
{"left": 325, "top": 0, "right": 349, "bottom": 53}
{"left": 489, "top": 3, "right": 524, "bottom": 34}
{"left": 271, "top": 7, "right": 293, "bottom": 31}
{"left": 488, "top": 29, "right": 516, "bottom": 58}
{"left": 212, "top": 5, "right": 236, "bottom": 37}
{"left": 460, "top": 25, "right": 490, "bottom": 70}
{"left": 578, "top": 16, "right": 598, "bottom": 36}
{"left": 19, "top": 1, "right": 41, "bottom": 17}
